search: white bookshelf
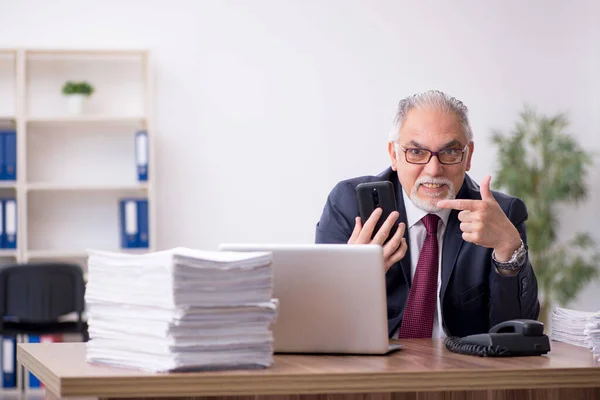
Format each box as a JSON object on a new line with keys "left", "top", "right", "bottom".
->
{"left": 0, "top": 48, "right": 156, "bottom": 272}
{"left": 1, "top": 48, "right": 155, "bottom": 394}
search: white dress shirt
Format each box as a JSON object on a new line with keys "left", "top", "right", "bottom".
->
{"left": 393, "top": 188, "right": 451, "bottom": 339}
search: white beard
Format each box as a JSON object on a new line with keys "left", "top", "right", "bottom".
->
{"left": 409, "top": 176, "right": 456, "bottom": 212}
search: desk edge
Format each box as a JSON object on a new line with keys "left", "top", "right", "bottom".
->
{"left": 55, "top": 368, "right": 600, "bottom": 397}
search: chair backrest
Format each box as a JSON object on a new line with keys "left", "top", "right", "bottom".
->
{"left": 0, "top": 262, "right": 85, "bottom": 326}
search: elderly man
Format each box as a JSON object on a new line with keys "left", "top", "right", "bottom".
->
{"left": 315, "top": 90, "right": 539, "bottom": 339}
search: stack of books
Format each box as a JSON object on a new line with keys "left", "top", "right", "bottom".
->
{"left": 551, "top": 307, "right": 600, "bottom": 361}
{"left": 84, "top": 247, "right": 278, "bottom": 372}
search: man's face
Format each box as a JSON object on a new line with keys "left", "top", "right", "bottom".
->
{"left": 388, "top": 108, "right": 474, "bottom": 212}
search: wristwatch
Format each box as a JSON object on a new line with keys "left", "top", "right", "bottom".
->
{"left": 492, "top": 239, "right": 527, "bottom": 270}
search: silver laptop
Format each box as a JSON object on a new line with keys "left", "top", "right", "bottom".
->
{"left": 217, "top": 243, "right": 402, "bottom": 355}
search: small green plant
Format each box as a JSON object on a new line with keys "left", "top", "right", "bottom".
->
{"left": 62, "top": 81, "right": 95, "bottom": 96}
{"left": 492, "top": 107, "right": 599, "bottom": 325}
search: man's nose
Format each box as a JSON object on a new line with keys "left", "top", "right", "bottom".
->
{"left": 423, "top": 154, "right": 443, "bottom": 176}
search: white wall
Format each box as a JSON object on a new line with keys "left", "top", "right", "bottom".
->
{"left": 1, "top": 0, "right": 599, "bottom": 310}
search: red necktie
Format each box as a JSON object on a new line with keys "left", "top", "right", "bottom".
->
{"left": 398, "top": 214, "right": 440, "bottom": 339}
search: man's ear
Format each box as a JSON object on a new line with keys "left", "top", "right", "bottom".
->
{"left": 388, "top": 142, "right": 399, "bottom": 171}
{"left": 465, "top": 141, "right": 474, "bottom": 171}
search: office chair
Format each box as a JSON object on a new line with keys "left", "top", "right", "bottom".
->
{"left": 0, "top": 262, "right": 88, "bottom": 341}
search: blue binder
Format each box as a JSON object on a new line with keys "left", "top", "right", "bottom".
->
{"left": 3, "top": 199, "right": 16, "bottom": 249}
{"left": 2, "top": 131, "right": 16, "bottom": 181}
{"left": 0, "top": 133, "right": 4, "bottom": 180}
{"left": 119, "top": 198, "right": 149, "bottom": 249}
{"left": 1, "top": 336, "right": 16, "bottom": 388}
{"left": 135, "top": 130, "right": 148, "bottom": 182}
{"left": 0, "top": 200, "right": 4, "bottom": 249}
{"left": 27, "top": 336, "right": 41, "bottom": 388}
{"left": 137, "top": 199, "right": 149, "bottom": 248}
{"left": 119, "top": 199, "right": 139, "bottom": 248}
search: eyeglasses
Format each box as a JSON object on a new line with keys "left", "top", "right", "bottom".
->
{"left": 396, "top": 143, "right": 470, "bottom": 165}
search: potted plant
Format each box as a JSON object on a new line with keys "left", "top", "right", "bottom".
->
{"left": 62, "top": 81, "right": 95, "bottom": 115}
{"left": 492, "top": 108, "right": 599, "bottom": 325}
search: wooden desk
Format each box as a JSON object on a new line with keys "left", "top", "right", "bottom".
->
{"left": 17, "top": 340, "right": 600, "bottom": 400}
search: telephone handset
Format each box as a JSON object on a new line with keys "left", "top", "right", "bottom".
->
{"left": 489, "top": 319, "right": 544, "bottom": 336}
{"left": 444, "top": 319, "right": 551, "bottom": 357}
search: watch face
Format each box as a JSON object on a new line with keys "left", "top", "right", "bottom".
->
{"left": 501, "top": 246, "right": 527, "bottom": 269}
{"left": 515, "top": 247, "right": 527, "bottom": 264}
{"left": 494, "top": 242, "right": 527, "bottom": 270}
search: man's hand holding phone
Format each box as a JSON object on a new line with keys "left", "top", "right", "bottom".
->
{"left": 348, "top": 208, "right": 407, "bottom": 272}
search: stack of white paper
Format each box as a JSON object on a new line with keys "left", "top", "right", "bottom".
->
{"left": 584, "top": 314, "right": 600, "bottom": 362}
{"left": 551, "top": 307, "right": 600, "bottom": 361}
{"left": 84, "top": 247, "right": 278, "bottom": 372}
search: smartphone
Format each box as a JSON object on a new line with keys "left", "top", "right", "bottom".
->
{"left": 356, "top": 181, "right": 398, "bottom": 241}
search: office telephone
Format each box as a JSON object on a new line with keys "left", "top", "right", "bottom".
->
{"left": 444, "top": 319, "right": 551, "bottom": 357}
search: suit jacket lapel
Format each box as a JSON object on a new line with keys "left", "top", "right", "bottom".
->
{"left": 440, "top": 178, "right": 472, "bottom": 301}
{"left": 440, "top": 209, "right": 463, "bottom": 301}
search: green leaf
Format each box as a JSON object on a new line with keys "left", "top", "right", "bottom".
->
{"left": 492, "top": 107, "right": 599, "bottom": 306}
{"left": 62, "top": 81, "right": 95, "bottom": 96}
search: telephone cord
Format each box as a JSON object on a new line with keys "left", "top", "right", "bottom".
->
{"left": 444, "top": 336, "right": 509, "bottom": 357}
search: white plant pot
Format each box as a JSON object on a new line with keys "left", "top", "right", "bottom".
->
{"left": 66, "top": 94, "right": 86, "bottom": 115}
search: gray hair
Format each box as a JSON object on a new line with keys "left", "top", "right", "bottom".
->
{"left": 388, "top": 90, "right": 473, "bottom": 142}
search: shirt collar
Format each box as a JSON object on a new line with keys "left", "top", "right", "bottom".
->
{"left": 401, "top": 186, "right": 451, "bottom": 229}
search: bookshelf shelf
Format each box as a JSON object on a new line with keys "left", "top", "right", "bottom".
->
{"left": 0, "top": 249, "right": 17, "bottom": 257}
{"left": 26, "top": 183, "right": 149, "bottom": 192}
{"left": 25, "top": 115, "right": 147, "bottom": 124}
{"left": 27, "top": 248, "right": 149, "bottom": 260}
{"left": 26, "top": 48, "right": 148, "bottom": 57}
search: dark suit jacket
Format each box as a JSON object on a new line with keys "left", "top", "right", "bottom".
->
{"left": 315, "top": 167, "right": 540, "bottom": 338}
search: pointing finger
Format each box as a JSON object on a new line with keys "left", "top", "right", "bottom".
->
{"left": 437, "top": 199, "right": 483, "bottom": 211}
